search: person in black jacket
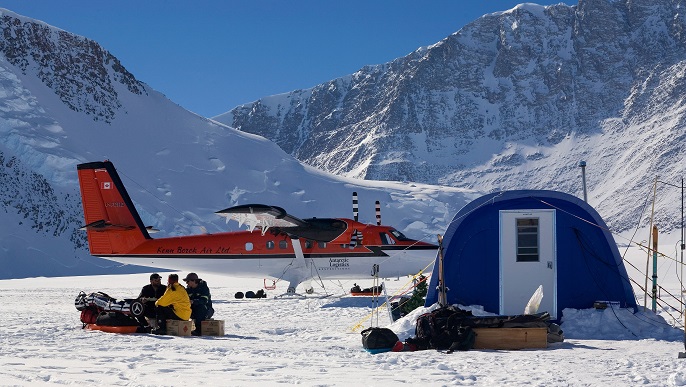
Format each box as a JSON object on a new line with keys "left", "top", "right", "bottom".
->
{"left": 137, "top": 273, "right": 167, "bottom": 328}
{"left": 183, "top": 272, "right": 214, "bottom": 336}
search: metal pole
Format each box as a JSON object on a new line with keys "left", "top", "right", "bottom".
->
{"left": 437, "top": 234, "right": 447, "bottom": 307}
{"left": 579, "top": 160, "right": 588, "bottom": 202}
{"left": 375, "top": 264, "right": 379, "bottom": 327}
{"left": 682, "top": 178, "right": 685, "bottom": 353}
{"left": 682, "top": 178, "right": 684, "bottom": 317}
{"left": 645, "top": 176, "right": 658, "bottom": 309}
{"left": 677, "top": 177, "right": 685, "bottom": 358}
{"left": 652, "top": 225, "right": 658, "bottom": 313}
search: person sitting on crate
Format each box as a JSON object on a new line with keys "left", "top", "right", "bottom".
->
{"left": 183, "top": 272, "right": 214, "bottom": 336}
{"left": 152, "top": 274, "right": 191, "bottom": 335}
{"left": 137, "top": 273, "right": 167, "bottom": 329}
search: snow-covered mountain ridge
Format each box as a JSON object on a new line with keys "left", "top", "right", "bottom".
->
{"left": 216, "top": 0, "right": 686, "bottom": 234}
{"left": 0, "top": 9, "right": 473, "bottom": 279}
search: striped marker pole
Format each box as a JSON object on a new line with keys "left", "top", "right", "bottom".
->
{"left": 352, "top": 192, "right": 359, "bottom": 222}
{"left": 375, "top": 201, "right": 381, "bottom": 225}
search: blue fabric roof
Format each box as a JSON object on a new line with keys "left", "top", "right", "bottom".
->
{"left": 425, "top": 190, "right": 637, "bottom": 320}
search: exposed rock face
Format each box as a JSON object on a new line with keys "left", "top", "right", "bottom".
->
{"left": 0, "top": 152, "right": 85, "bottom": 247}
{"left": 0, "top": 12, "right": 145, "bottom": 123}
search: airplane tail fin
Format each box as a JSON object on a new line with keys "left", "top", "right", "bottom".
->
{"left": 77, "top": 160, "right": 150, "bottom": 255}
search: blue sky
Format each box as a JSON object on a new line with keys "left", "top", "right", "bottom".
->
{"left": 2, "top": 1, "right": 568, "bottom": 118}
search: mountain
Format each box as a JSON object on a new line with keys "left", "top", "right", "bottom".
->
{"left": 0, "top": 9, "right": 472, "bottom": 279}
{"left": 215, "top": 0, "right": 686, "bottom": 234}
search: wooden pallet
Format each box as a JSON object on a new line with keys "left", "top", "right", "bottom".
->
{"left": 473, "top": 327, "right": 547, "bottom": 350}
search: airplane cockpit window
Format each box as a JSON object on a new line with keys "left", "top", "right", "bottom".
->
{"left": 245, "top": 242, "right": 254, "bottom": 251}
{"left": 389, "top": 229, "right": 411, "bottom": 241}
{"left": 380, "top": 233, "right": 396, "bottom": 245}
{"left": 279, "top": 240, "right": 288, "bottom": 249}
{"left": 266, "top": 241, "right": 275, "bottom": 249}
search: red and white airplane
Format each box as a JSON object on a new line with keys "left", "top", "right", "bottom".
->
{"left": 77, "top": 160, "right": 437, "bottom": 294}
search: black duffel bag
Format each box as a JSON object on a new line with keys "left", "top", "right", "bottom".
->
{"left": 361, "top": 327, "right": 399, "bottom": 354}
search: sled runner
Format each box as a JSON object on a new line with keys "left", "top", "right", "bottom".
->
{"left": 86, "top": 324, "right": 142, "bottom": 334}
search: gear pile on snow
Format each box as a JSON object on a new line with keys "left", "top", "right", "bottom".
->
{"left": 397, "top": 305, "right": 563, "bottom": 352}
{"left": 74, "top": 291, "right": 145, "bottom": 327}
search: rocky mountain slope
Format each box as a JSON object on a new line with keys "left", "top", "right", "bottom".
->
{"left": 216, "top": 0, "right": 686, "bottom": 233}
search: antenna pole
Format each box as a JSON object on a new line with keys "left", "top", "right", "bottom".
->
{"left": 579, "top": 160, "right": 588, "bottom": 202}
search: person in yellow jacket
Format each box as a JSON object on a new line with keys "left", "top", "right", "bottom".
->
{"left": 152, "top": 274, "right": 192, "bottom": 335}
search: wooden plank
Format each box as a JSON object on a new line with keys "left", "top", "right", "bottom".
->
{"left": 473, "top": 327, "right": 547, "bottom": 350}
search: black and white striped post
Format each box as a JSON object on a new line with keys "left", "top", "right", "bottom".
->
{"left": 375, "top": 201, "right": 381, "bottom": 225}
{"left": 352, "top": 191, "right": 359, "bottom": 222}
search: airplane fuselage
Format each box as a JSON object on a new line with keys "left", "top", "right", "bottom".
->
{"left": 96, "top": 227, "right": 437, "bottom": 281}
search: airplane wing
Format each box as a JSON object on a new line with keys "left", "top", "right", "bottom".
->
{"left": 215, "top": 204, "right": 307, "bottom": 233}
{"left": 215, "top": 204, "right": 348, "bottom": 242}
{"left": 277, "top": 218, "right": 349, "bottom": 243}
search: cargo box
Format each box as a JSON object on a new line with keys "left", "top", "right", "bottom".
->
{"left": 166, "top": 320, "right": 192, "bottom": 336}
{"left": 201, "top": 319, "right": 225, "bottom": 336}
{"left": 473, "top": 327, "right": 547, "bottom": 350}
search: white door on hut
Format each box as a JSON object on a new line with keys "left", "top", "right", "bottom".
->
{"left": 499, "top": 209, "right": 558, "bottom": 319}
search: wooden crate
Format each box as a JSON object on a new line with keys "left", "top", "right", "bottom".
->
{"left": 473, "top": 327, "right": 547, "bottom": 350}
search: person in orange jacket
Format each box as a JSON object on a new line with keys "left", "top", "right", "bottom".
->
{"left": 152, "top": 274, "right": 192, "bottom": 335}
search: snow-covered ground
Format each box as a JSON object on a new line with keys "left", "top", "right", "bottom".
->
{"left": 2, "top": 245, "right": 686, "bottom": 387}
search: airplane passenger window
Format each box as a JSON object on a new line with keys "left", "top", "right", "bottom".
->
{"left": 245, "top": 242, "right": 254, "bottom": 251}
{"left": 266, "top": 241, "right": 275, "bottom": 249}
{"left": 318, "top": 242, "right": 326, "bottom": 248}
{"left": 279, "top": 240, "right": 288, "bottom": 249}
{"left": 305, "top": 240, "right": 313, "bottom": 249}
